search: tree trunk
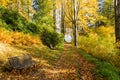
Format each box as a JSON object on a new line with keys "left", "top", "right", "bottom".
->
{"left": 61, "top": 1, "right": 65, "bottom": 34}
{"left": 53, "top": 0, "right": 56, "bottom": 30}
{"left": 17, "top": 0, "right": 21, "bottom": 13}
{"left": 73, "top": 0, "right": 78, "bottom": 47}
{"left": 27, "top": 0, "right": 30, "bottom": 20}
{"left": 115, "top": 0, "right": 120, "bottom": 42}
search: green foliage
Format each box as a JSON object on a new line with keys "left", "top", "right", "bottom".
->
{"left": 0, "top": 7, "right": 27, "bottom": 31}
{"left": 26, "top": 22, "right": 39, "bottom": 34}
{"left": 35, "top": 16, "right": 54, "bottom": 34}
{"left": 0, "top": 6, "right": 40, "bottom": 34}
{"left": 40, "top": 29, "right": 64, "bottom": 49}
{"left": 98, "top": 0, "right": 114, "bottom": 26}
{"left": 33, "top": 0, "right": 54, "bottom": 33}
{"left": 34, "top": 0, "right": 52, "bottom": 16}
{"left": 78, "top": 49, "right": 120, "bottom": 80}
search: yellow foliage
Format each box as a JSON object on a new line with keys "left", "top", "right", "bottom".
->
{"left": 0, "top": 42, "right": 27, "bottom": 64}
{"left": 95, "top": 26, "right": 114, "bottom": 35}
{"left": 78, "top": 26, "right": 120, "bottom": 67}
{"left": 0, "top": 0, "right": 10, "bottom": 7}
{"left": 0, "top": 28, "right": 42, "bottom": 46}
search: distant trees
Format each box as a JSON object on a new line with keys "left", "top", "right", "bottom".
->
{"left": 98, "top": 0, "right": 114, "bottom": 26}
{"left": 2, "top": 0, "right": 118, "bottom": 47}
{"left": 62, "top": 0, "right": 80, "bottom": 47}
{"left": 0, "top": 0, "right": 35, "bottom": 20}
{"left": 63, "top": 0, "right": 98, "bottom": 47}
{"left": 33, "top": 0, "right": 54, "bottom": 31}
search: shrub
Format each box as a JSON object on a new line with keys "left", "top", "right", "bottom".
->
{"left": 40, "top": 29, "right": 64, "bottom": 49}
{"left": 0, "top": 6, "right": 40, "bottom": 34}
{"left": 0, "top": 28, "right": 42, "bottom": 46}
{"left": 11, "top": 32, "right": 42, "bottom": 45}
{"left": 78, "top": 26, "right": 120, "bottom": 67}
{"left": 0, "top": 8, "right": 28, "bottom": 32}
{"left": 27, "top": 22, "right": 39, "bottom": 34}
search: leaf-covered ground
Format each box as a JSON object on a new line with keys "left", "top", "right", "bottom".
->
{"left": 0, "top": 44, "right": 106, "bottom": 80}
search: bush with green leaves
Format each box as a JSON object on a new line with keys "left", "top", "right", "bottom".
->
{"left": 0, "top": 8, "right": 27, "bottom": 31}
{"left": 26, "top": 22, "right": 40, "bottom": 34}
{"left": 0, "top": 6, "right": 40, "bottom": 34}
{"left": 40, "top": 29, "right": 64, "bottom": 49}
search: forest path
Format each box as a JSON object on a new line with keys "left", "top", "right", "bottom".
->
{"left": 38, "top": 44, "right": 95, "bottom": 80}
{"left": 3, "top": 44, "right": 96, "bottom": 80}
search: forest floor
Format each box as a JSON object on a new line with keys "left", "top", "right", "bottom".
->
{"left": 0, "top": 44, "right": 106, "bottom": 80}
{"left": 37, "top": 44, "right": 95, "bottom": 80}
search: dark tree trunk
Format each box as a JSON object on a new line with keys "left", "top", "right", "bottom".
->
{"left": 115, "top": 0, "right": 120, "bottom": 42}
{"left": 27, "top": 0, "right": 30, "bottom": 20}
{"left": 73, "top": 0, "right": 78, "bottom": 47}
{"left": 61, "top": 1, "right": 65, "bottom": 34}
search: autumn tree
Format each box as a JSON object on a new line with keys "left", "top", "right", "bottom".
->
{"left": 33, "top": 0, "right": 54, "bottom": 33}
{"left": 98, "top": 0, "right": 114, "bottom": 26}
{"left": 73, "top": 0, "right": 79, "bottom": 47}
{"left": 64, "top": 0, "right": 98, "bottom": 46}
{"left": 62, "top": 0, "right": 79, "bottom": 47}
{"left": 79, "top": 0, "right": 98, "bottom": 29}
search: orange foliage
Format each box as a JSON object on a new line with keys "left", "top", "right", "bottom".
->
{"left": 0, "top": 28, "right": 42, "bottom": 46}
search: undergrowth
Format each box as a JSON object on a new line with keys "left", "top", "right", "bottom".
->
{"left": 78, "top": 49, "right": 120, "bottom": 80}
{"left": 0, "top": 28, "right": 42, "bottom": 46}
{"left": 78, "top": 26, "right": 120, "bottom": 67}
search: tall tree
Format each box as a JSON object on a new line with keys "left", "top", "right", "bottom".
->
{"left": 53, "top": 0, "right": 56, "bottom": 30}
{"left": 61, "top": 0, "right": 65, "bottom": 34}
{"left": 73, "top": 0, "right": 78, "bottom": 47}
{"left": 64, "top": 0, "right": 98, "bottom": 46}
{"left": 64, "top": 0, "right": 80, "bottom": 47}
{"left": 114, "top": 0, "right": 120, "bottom": 42}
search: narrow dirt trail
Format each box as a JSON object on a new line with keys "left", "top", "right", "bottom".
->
{"left": 38, "top": 44, "right": 95, "bottom": 80}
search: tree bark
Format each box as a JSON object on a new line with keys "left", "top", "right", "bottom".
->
{"left": 61, "top": 1, "right": 65, "bottom": 34}
{"left": 17, "top": 0, "right": 21, "bottom": 13}
{"left": 115, "top": 0, "right": 120, "bottom": 42}
{"left": 73, "top": 0, "right": 78, "bottom": 47}
{"left": 27, "top": 0, "right": 30, "bottom": 20}
{"left": 53, "top": 0, "right": 56, "bottom": 30}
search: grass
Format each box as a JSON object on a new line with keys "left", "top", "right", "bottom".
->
{"left": 78, "top": 49, "right": 120, "bottom": 80}
{"left": 11, "top": 44, "right": 63, "bottom": 67}
{"left": 0, "top": 43, "right": 62, "bottom": 79}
